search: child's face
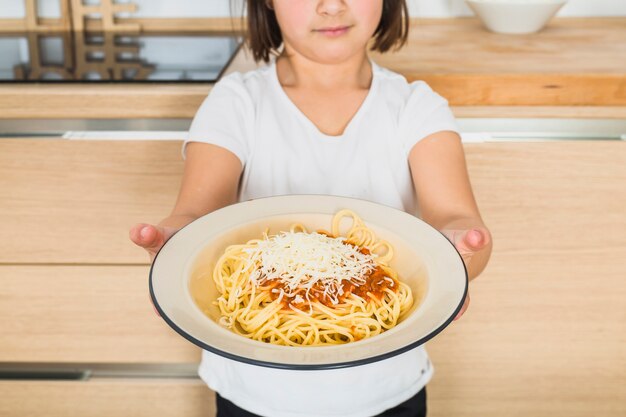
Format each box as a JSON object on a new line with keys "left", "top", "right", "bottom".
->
{"left": 271, "top": 0, "right": 383, "bottom": 64}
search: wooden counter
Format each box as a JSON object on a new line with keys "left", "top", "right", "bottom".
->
{"left": 0, "top": 18, "right": 624, "bottom": 119}
{"left": 374, "top": 18, "right": 626, "bottom": 107}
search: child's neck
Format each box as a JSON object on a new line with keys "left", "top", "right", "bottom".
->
{"left": 276, "top": 51, "right": 372, "bottom": 92}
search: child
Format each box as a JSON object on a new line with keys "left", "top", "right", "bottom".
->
{"left": 130, "top": 1, "right": 492, "bottom": 416}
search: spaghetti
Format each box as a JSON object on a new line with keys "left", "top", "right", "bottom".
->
{"left": 211, "top": 209, "right": 413, "bottom": 346}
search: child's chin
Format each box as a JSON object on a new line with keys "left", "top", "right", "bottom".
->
{"left": 310, "top": 48, "right": 363, "bottom": 65}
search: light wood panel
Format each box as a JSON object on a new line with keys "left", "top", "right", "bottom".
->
{"left": 0, "top": 379, "right": 214, "bottom": 417}
{"left": 424, "top": 139, "right": 626, "bottom": 416}
{"left": 0, "top": 139, "right": 183, "bottom": 264}
{"left": 452, "top": 106, "right": 626, "bottom": 119}
{"left": 427, "top": 250, "right": 626, "bottom": 417}
{"left": 0, "top": 250, "right": 623, "bottom": 416}
{"left": 0, "top": 81, "right": 624, "bottom": 119}
{"left": 0, "top": 265, "right": 199, "bottom": 363}
{"left": 410, "top": 73, "right": 626, "bottom": 106}
{"left": 374, "top": 18, "right": 626, "bottom": 75}
{"left": 1, "top": 138, "right": 625, "bottom": 415}
{"left": 0, "top": 84, "right": 207, "bottom": 119}
{"left": 0, "top": 253, "right": 623, "bottom": 415}
{"left": 2, "top": 139, "right": 625, "bottom": 264}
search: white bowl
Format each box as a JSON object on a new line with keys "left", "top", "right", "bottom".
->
{"left": 150, "top": 195, "right": 467, "bottom": 369}
{"left": 466, "top": 0, "right": 568, "bottom": 34}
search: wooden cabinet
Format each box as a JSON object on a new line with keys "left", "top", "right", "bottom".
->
{"left": 0, "top": 380, "right": 214, "bottom": 417}
{"left": 1, "top": 138, "right": 624, "bottom": 416}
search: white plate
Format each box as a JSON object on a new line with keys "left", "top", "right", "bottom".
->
{"left": 150, "top": 195, "right": 467, "bottom": 369}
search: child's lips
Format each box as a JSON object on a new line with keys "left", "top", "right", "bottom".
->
{"left": 315, "top": 25, "right": 352, "bottom": 37}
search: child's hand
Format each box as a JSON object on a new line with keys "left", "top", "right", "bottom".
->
{"left": 129, "top": 223, "right": 179, "bottom": 263}
{"left": 440, "top": 227, "right": 491, "bottom": 321}
{"left": 129, "top": 223, "right": 180, "bottom": 317}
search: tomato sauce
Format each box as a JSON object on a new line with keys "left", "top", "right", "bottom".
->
{"left": 267, "top": 265, "right": 398, "bottom": 309}
{"left": 263, "top": 235, "right": 398, "bottom": 309}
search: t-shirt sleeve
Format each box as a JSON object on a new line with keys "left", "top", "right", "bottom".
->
{"left": 182, "top": 73, "right": 254, "bottom": 166}
{"left": 399, "top": 81, "right": 460, "bottom": 156}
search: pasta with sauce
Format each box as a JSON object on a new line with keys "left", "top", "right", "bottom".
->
{"left": 210, "top": 209, "right": 414, "bottom": 346}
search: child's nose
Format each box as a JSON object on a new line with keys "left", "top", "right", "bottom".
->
{"left": 317, "top": 0, "right": 347, "bottom": 16}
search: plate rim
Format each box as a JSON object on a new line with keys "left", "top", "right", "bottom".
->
{"left": 149, "top": 194, "right": 469, "bottom": 370}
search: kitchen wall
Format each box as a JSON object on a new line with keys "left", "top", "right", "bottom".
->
{"left": 2, "top": 0, "right": 626, "bottom": 18}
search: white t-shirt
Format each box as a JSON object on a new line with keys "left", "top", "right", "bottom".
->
{"left": 183, "top": 59, "right": 460, "bottom": 417}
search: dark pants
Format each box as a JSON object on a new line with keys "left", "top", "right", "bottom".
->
{"left": 216, "top": 387, "right": 427, "bottom": 417}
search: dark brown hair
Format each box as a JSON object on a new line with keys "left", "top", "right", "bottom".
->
{"left": 240, "top": 0, "right": 410, "bottom": 63}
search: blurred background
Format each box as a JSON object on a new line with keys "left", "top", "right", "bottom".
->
{"left": 0, "top": 1, "right": 624, "bottom": 416}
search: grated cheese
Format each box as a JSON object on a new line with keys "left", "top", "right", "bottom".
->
{"left": 243, "top": 231, "right": 377, "bottom": 305}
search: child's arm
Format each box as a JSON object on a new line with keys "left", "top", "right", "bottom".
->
{"left": 408, "top": 131, "right": 493, "bottom": 282}
{"left": 130, "top": 142, "right": 243, "bottom": 262}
